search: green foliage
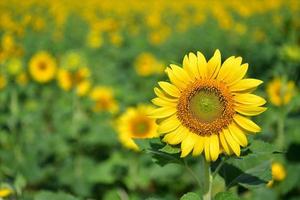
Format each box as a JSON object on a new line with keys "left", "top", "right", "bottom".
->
{"left": 34, "top": 191, "right": 80, "bottom": 200}
{"left": 180, "top": 192, "right": 202, "bottom": 200}
{"left": 214, "top": 191, "right": 239, "bottom": 200}
{"left": 219, "top": 140, "right": 275, "bottom": 189}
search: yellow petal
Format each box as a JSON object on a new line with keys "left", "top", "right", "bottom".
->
{"left": 209, "top": 134, "right": 220, "bottom": 161}
{"left": 234, "top": 93, "right": 266, "bottom": 106}
{"left": 181, "top": 132, "right": 197, "bottom": 157}
{"left": 217, "top": 56, "right": 237, "bottom": 81}
{"left": 152, "top": 97, "right": 177, "bottom": 107}
{"left": 219, "top": 131, "right": 232, "bottom": 155}
{"left": 230, "top": 79, "right": 263, "bottom": 92}
{"left": 149, "top": 107, "right": 176, "bottom": 118}
{"left": 228, "top": 123, "right": 248, "bottom": 147}
{"left": 223, "top": 128, "right": 240, "bottom": 156}
{"left": 207, "top": 49, "right": 221, "bottom": 79}
{"left": 158, "top": 81, "right": 180, "bottom": 98}
{"left": 163, "top": 126, "right": 188, "bottom": 145}
{"left": 154, "top": 87, "right": 178, "bottom": 102}
{"left": 183, "top": 53, "right": 199, "bottom": 79}
{"left": 204, "top": 136, "right": 211, "bottom": 162}
{"left": 223, "top": 61, "right": 248, "bottom": 85}
{"left": 170, "top": 64, "right": 191, "bottom": 84}
{"left": 234, "top": 114, "right": 261, "bottom": 133}
{"left": 192, "top": 135, "right": 204, "bottom": 156}
{"left": 157, "top": 115, "right": 181, "bottom": 134}
{"left": 235, "top": 105, "right": 267, "bottom": 116}
{"left": 197, "top": 51, "right": 207, "bottom": 78}
{"left": 165, "top": 67, "right": 187, "bottom": 90}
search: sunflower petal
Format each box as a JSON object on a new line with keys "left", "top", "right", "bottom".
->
{"left": 163, "top": 126, "right": 188, "bottom": 145}
{"left": 209, "top": 134, "right": 220, "bottom": 161}
{"left": 152, "top": 97, "right": 177, "bottom": 107}
{"left": 228, "top": 124, "right": 248, "bottom": 147}
{"left": 230, "top": 79, "right": 263, "bottom": 92}
{"left": 217, "top": 56, "right": 236, "bottom": 81}
{"left": 192, "top": 135, "right": 205, "bottom": 156}
{"left": 234, "top": 114, "right": 261, "bottom": 133}
{"left": 197, "top": 51, "right": 207, "bottom": 78}
{"left": 183, "top": 53, "right": 199, "bottom": 79}
{"left": 154, "top": 87, "right": 178, "bottom": 102}
{"left": 207, "top": 49, "right": 221, "bottom": 79}
{"left": 165, "top": 67, "right": 187, "bottom": 90}
{"left": 234, "top": 94, "right": 266, "bottom": 106}
{"left": 204, "top": 136, "right": 211, "bottom": 161}
{"left": 181, "top": 132, "right": 197, "bottom": 157}
{"left": 157, "top": 115, "right": 181, "bottom": 134}
{"left": 219, "top": 131, "right": 232, "bottom": 155}
{"left": 149, "top": 107, "right": 176, "bottom": 118}
{"left": 223, "top": 128, "right": 240, "bottom": 156}
{"left": 226, "top": 63, "right": 248, "bottom": 85}
{"left": 158, "top": 81, "right": 180, "bottom": 97}
{"left": 170, "top": 64, "right": 191, "bottom": 83}
{"left": 235, "top": 105, "right": 267, "bottom": 116}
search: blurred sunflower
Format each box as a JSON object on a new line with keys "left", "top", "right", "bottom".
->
{"left": 267, "top": 162, "right": 286, "bottom": 187}
{"left": 134, "top": 53, "right": 164, "bottom": 76}
{"left": 150, "top": 50, "right": 266, "bottom": 161}
{"left": 267, "top": 78, "right": 296, "bottom": 106}
{"left": 29, "top": 51, "right": 57, "bottom": 83}
{"left": 89, "top": 86, "right": 118, "bottom": 113}
{"left": 57, "top": 67, "right": 91, "bottom": 96}
{"left": 117, "top": 105, "right": 157, "bottom": 151}
{"left": 16, "top": 72, "right": 28, "bottom": 86}
{"left": 0, "top": 187, "right": 13, "bottom": 198}
{"left": 0, "top": 74, "right": 7, "bottom": 90}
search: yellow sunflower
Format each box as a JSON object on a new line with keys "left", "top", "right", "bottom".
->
{"left": 267, "top": 77, "right": 296, "bottom": 106}
{"left": 57, "top": 67, "right": 91, "bottom": 96}
{"left": 134, "top": 53, "right": 164, "bottom": 77}
{"left": 0, "top": 187, "right": 13, "bottom": 198}
{"left": 117, "top": 105, "right": 157, "bottom": 151}
{"left": 267, "top": 162, "right": 286, "bottom": 187}
{"left": 150, "top": 50, "right": 266, "bottom": 162}
{"left": 29, "top": 51, "right": 57, "bottom": 83}
{"left": 89, "top": 86, "right": 119, "bottom": 113}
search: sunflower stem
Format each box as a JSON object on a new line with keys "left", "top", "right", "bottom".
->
{"left": 201, "top": 156, "right": 212, "bottom": 200}
{"left": 276, "top": 111, "right": 285, "bottom": 150}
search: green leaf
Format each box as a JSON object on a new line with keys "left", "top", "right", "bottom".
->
{"left": 34, "top": 191, "right": 79, "bottom": 200}
{"left": 159, "top": 144, "right": 181, "bottom": 154}
{"left": 248, "top": 140, "right": 281, "bottom": 154}
{"left": 219, "top": 140, "right": 274, "bottom": 189}
{"left": 214, "top": 191, "right": 239, "bottom": 200}
{"left": 180, "top": 192, "right": 201, "bottom": 200}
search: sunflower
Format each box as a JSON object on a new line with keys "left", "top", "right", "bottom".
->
{"left": 150, "top": 50, "right": 266, "bottom": 161}
{"left": 89, "top": 86, "right": 119, "bottom": 113}
{"left": 267, "top": 77, "right": 295, "bottom": 106}
{"left": 29, "top": 51, "right": 57, "bottom": 83}
{"left": 134, "top": 53, "right": 164, "bottom": 77}
{"left": 0, "top": 187, "right": 13, "bottom": 198}
{"left": 267, "top": 162, "right": 286, "bottom": 187}
{"left": 57, "top": 67, "right": 91, "bottom": 96}
{"left": 117, "top": 105, "right": 157, "bottom": 150}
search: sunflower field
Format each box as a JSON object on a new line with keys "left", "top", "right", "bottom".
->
{"left": 1, "top": 0, "right": 300, "bottom": 200}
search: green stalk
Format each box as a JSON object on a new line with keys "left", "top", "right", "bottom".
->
{"left": 201, "top": 156, "right": 212, "bottom": 200}
{"left": 276, "top": 110, "right": 285, "bottom": 150}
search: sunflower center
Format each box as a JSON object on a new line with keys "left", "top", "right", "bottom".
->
{"left": 131, "top": 118, "right": 150, "bottom": 137}
{"left": 38, "top": 62, "right": 47, "bottom": 71}
{"left": 177, "top": 80, "right": 235, "bottom": 136}
{"left": 190, "top": 90, "right": 224, "bottom": 123}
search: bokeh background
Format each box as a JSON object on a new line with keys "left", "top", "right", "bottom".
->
{"left": 0, "top": 0, "right": 300, "bottom": 199}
